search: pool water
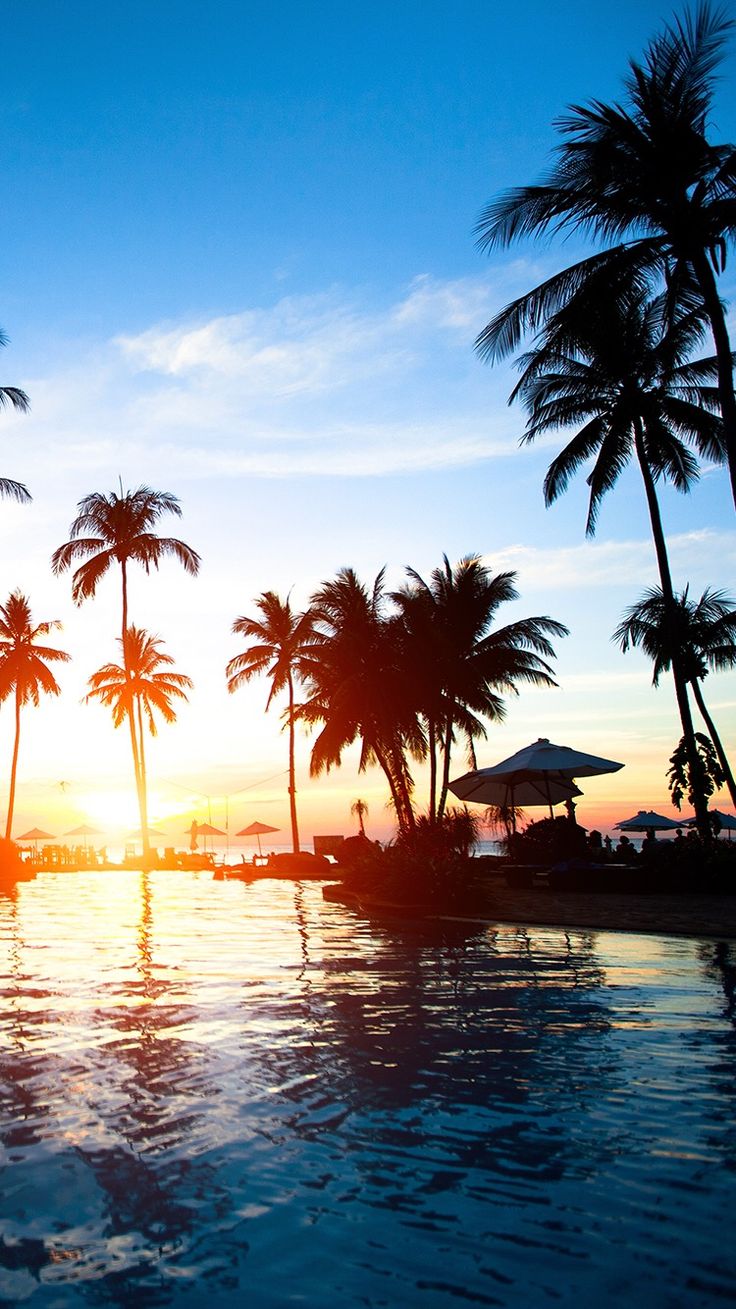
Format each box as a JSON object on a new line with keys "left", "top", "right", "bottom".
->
{"left": 0, "top": 870, "right": 734, "bottom": 1307}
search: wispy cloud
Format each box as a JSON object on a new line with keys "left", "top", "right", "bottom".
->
{"left": 19, "top": 276, "right": 526, "bottom": 481}
{"left": 486, "top": 531, "right": 736, "bottom": 591}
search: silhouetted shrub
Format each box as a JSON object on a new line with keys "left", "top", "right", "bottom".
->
{"left": 506, "top": 816, "right": 589, "bottom": 865}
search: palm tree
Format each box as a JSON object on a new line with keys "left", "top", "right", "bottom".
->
{"left": 475, "top": 3, "right": 736, "bottom": 507}
{"left": 226, "top": 592, "right": 313, "bottom": 854}
{"left": 300, "top": 568, "right": 422, "bottom": 833}
{"left": 0, "top": 327, "right": 32, "bottom": 506}
{"left": 51, "top": 485, "right": 200, "bottom": 860}
{"left": 614, "top": 584, "right": 736, "bottom": 806}
{"left": 0, "top": 592, "right": 69, "bottom": 839}
{"left": 513, "top": 277, "right": 723, "bottom": 834}
{"left": 393, "top": 556, "right": 567, "bottom": 818}
{"left": 350, "top": 798, "right": 369, "bottom": 835}
{"left": 86, "top": 627, "right": 192, "bottom": 856}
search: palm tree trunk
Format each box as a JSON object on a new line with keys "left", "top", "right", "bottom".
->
{"left": 374, "top": 741, "right": 414, "bottom": 832}
{"left": 427, "top": 716, "right": 438, "bottom": 820}
{"left": 121, "top": 561, "right": 148, "bottom": 859}
{"left": 437, "top": 719, "right": 453, "bottom": 818}
{"left": 134, "top": 694, "right": 151, "bottom": 864}
{"left": 690, "top": 677, "right": 736, "bottom": 809}
{"left": 287, "top": 673, "right": 300, "bottom": 854}
{"left": 692, "top": 251, "right": 736, "bottom": 511}
{"left": 634, "top": 422, "right": 711, "bottom": 838}
{"left": 4, "top": 691, "right": 21, "bottom": 841}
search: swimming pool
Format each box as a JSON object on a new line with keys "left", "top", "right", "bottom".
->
{"left": 0, "top": 871, "right": 734, "bottom": 1306}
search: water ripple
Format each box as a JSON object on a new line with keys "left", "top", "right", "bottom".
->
{"left": 0, "top": 872, "right": 735, "bottom": 1306}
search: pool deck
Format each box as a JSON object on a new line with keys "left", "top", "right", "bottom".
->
{"left": 323, "top": 879, "right": 736, "bottom": 939}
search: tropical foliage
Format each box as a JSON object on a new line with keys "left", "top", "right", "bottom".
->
{"left": 53, "top": 485, "right": 200, "bottom": 860}
{"left": 0, "top": 592, "right": 69, "bottom": 839}
{"left": 227, "top": 592, "right": 314, "bottom": 853}
{"left": 614, "top": 585, "right": 736, "bottom": 806}
{"left": 86, "top": 627, "right": 192, "bottom": 850}
{"left": 475, "top": 2, "right": 736, "bottom": 507}
{"left": 0, "top": 327, "right": 32, "bottom": 508}
{"left": 509, "top": 269, "right": 723, "bottom": 835}
{"left": 392, "top": 555, "right": 567, "bottom": 819}
{"left": 290, "top": 557, "right": 566, "bottom": 833}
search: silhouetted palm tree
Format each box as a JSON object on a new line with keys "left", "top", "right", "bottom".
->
{"left": 476, "top": 3, "right": 736, "bottom": 506}
{"left": 0, "top": 327, "right": 32, "bottom": 506}
{"left": 51, "top": 485, "right": 200, "bottom": 860}
{"left": 514, "top": 278, "right": 723, "bottom": 834}
{"left": 86, "top": 627, "right": 192, "bottom": 856}
{"left": 394, "top": 556, "right": 567, "bottom": 817}
{"left": 0, "top": 592, "right": 69, "bottom": 839}
{"left": 614, "top": 584, "right": 736, "bottom": 806}
{"left": 300, "top": 568, "right": 421, "bottom": 833}
{"left": 350, "top": 798, "right": 369, "bottom": 836}
{"left": 227, "top": 593, "right": 313, "bottom": 854}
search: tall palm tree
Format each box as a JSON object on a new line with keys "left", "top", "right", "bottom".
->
{"left": 513, "top": 278, "right": 723, "bottom": 834}
{"left": 86, "top": 627, "right": 192, "bottom": 856}
{"left": 614, "top": 584, "right": 736, "bottom": 806}
{"left": 300, "top": 568, "right": 422, "bottom": 833}
{"left": 0, "top": 592, "right": 69, "bottom": 839}
{"left": 475, "top": 3, "right": 736, "bottom": 507}
{"left": 393, "top": 556, "right": 568, "bottom": 818}
{"left": 226, "top": 592, "right": 313, "bottom": 854}
{"left": 51, "top": 485, "right": 200, "bottom": 860}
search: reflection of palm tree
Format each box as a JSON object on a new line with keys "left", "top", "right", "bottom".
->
{"left": 514, "top": 279, "right": 722, "bottom": 835}
{"left": 86, "top": 627, "right": 192, "bottom": 853}
{"left": 52, "top": 486, "right": 200, "bottom": 860}
{"left": 475, "top": 4, "right": 736, "bottom": 507}
{"left": 614, "top": 585, "right": 736, "bottom": 806}
{"left": 227, "top": 592, "right": 313, "bottom": 854}
{"left": 394, "top": 556, "right": 567, "bottom": 817}
{"left": 0, "top": 591, "right": 69, "bottom": 839}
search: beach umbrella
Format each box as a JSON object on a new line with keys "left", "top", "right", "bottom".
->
{"left": 16, "top": 827, "right": 55, "bottom": 853}
{"left": 449, "top": 772, "right": 582, "bottom": 810}
{"left": 237, "top": 821, "right": 279, "bottom": 856}
{"left": 65, "top": 823, "right": 103, "bottom": 850}
{"left": 615, "top": 810, "right": 681, "bottom": 833}
{"left": 127, "top": 827, "right": 166, "bottom": 840}
{"left": 685, "top": 810, "right": 736, "bottom": 839}
{"left": 452, "top": 738, "right": 623, "bottom": 826}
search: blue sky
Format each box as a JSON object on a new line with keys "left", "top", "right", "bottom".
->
{"left": 1, "top": 1, "right": 734, "bottom": 844}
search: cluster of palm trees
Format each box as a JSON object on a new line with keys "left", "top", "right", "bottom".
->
{"left": 227, "top": 556, "right": 567, "bottom": 851}
{"left": 474, "top": 2, "right": 736, "bottom": 834}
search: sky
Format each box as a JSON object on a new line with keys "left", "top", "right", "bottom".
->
{"left": 0, "top": 0, "right": 734, "bottom": 850}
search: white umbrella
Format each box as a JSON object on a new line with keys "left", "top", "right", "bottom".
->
{"left": 449, "top": 771, "right": 582, "bottom": 809}
{"left": 452, "top": 737, "right": 623, "bottom": 825}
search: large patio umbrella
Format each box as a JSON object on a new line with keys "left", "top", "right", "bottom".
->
{"left": 615, "top": 810, "right": 681, "bottom": 833}
{"left": 685, "top": 810, "right": 736, "bottom": 839}
{"left": 237, "top": 821, "right": 279, "bottom": 856}
{"left": 65, "top": 823, "right": 103, "bottom": 850}
{"left": 449, "top": 771, "right": 582, "bottom": 810}
{"left": 16, "top": 827, "right": 55, "bottom": 853}
{"left": 452, "top": 737, "right": 623, "bottom": 826}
